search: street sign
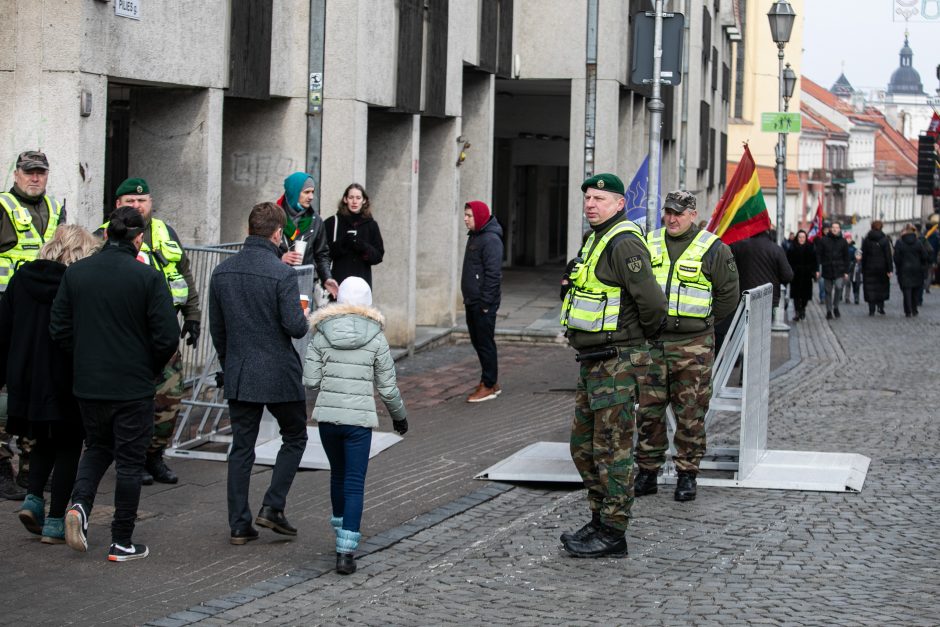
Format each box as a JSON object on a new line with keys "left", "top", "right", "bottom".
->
{"left": 761, "top": 112, "right": 801, "bottom": 133}
{"left": 115, "top": 0, "right": 141, "bottom": 20}
{"left": 630, "top": 12, "right": 685, "bottom": 86}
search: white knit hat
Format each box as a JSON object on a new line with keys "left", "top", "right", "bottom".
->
{"left": 336, "top": 276, "right": 372, "bottom": 306}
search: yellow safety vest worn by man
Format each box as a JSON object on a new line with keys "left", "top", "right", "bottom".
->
{"left": 634, "top": 190, "right": 739, "bottom": 504}
{"left": 558, "top": 172, "right": 666, "bottom": 560}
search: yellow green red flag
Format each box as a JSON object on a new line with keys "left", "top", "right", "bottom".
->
{"left": 706, "top": 144, "right": 772, "bottom": 245}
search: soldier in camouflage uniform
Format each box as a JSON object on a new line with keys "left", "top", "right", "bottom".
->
{"left": 635, "top": 191, "right": 739, "bottom": 501}
{"left": 558, "top": 173, "right": 666, "bottom": 558}
{"left": 109, "top": 178, "right": 201, "bottom": 485}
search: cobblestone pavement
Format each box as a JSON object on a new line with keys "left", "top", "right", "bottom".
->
{"left": 154, "top": 287, "right": 940, "bottom": 626}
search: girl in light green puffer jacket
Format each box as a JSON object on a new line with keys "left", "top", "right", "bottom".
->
{"left": 303, "top": 277, "right": 408, "bottom": 575}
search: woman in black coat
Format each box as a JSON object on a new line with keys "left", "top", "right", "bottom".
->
{"left": 324, "top": 184, "right": 385, "bottom": 288}
{"left": 893, "top": 223, "right": 929, "bottom": 317}
{"left": 861, "top": 220, "right": 893, "bottom": 316}
{"left": 0, "top": 225, "right": 99, "bottom": 543}
{"left": 786, "top": 229, "right": 816, "bottom": 320}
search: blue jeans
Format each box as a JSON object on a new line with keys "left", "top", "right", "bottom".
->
{"left": 71, "top": 398, "right": 154, "bottom": 544}
{"left": 318, "top": 422, "right": 372, "bottom": 532}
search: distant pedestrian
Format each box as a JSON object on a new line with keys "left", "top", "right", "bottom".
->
{"left": 635, "top": 191, "right": 738, "bottom": 503}
{"left": 926, "top": 215, "right": 940, "bottom": 285}
{"left": 0, "top": 226, "right": 98, "bottom": 544}
{"left": 558, "top": 173, "right": 666, "bottom": 558}
{"left": 303, "top": 277, "right": 408, "bottom": 575}
{"left": 815, "top": 221, "right": 850, "bottom": 320}
{"left": 814, "top": 222, "right": 831, "bottom": 303}
{"left": 786, "top": 229, "right": 816, "bottom": 320}
{"left": 862, "top": 220, "right": 893, "bottom": 316}
{"left": 277, "top": 172, "right": 339, "bottom": 301}
{"left": 50, "top": 207, "right": 180, "bottom": 562}
{"left": 893, "top": 223, "right": 929, "bottom": 317}
{"left": 209, "top": 201, "right": 310, "bottom": 547}
{"left": 848, "top": 249, "right": 863, "bottom": 305}
{"left": 842, "top": 233, "right": 857, "bottom": 303}
{"left": 324, "top": 183, "right": 385, "bottom": 287}
{"left": 461, "top": 200, "right": 503, "bottom": 403}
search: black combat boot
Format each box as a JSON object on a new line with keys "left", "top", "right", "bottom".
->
{"left": 145, "top": 452, "right": 178, "bottom": 484}
{"left": 563, "top": 523, "right": 628, "bottom": 558}
{"left": 674, "top": 471, "right": 697, "bottom": 502}
{"left": 633, "top": 469, "right": 659, "bottom": 496}
{"left": 0, "top": 458, "right": 26, "bottom": 501}
{"left": 559, "top": 511, "right": 600, "bottom": 544}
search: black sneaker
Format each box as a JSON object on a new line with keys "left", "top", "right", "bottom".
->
{"left": 65, "top": 503, "right": 88, "bottom": 552}
{"left": 108, "top": 542, "right": 150, "bottom": 562}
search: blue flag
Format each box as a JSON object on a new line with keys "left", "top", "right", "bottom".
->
{"left": 624, "top": 155, "right": 661, "bottom": 228}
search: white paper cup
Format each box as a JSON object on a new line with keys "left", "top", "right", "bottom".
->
{"left": 293, "top": 239, "right": 308, "bottom": 256}
{"left": 300, "top": 294, "right": 310, "bottom": 310}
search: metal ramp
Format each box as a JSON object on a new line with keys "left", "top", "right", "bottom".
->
{"left": 167, "top": 263, "right": 402, "bottom": 468}
{"left": 477, "top": 284, "right": 871, "bottom": 493}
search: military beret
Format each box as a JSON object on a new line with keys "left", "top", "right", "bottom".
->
{"left": 115, "top": 177, "right": 150, "bottom": 197}
{"left": 663, "top": 190, "right": 697, "bottom": 212}
{"left": 581, "top": 173, "right": 625, "bottom": 196}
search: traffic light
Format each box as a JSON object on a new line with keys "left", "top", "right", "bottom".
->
{"left": 917, "top": 134, "right": 936, "bottom": 196}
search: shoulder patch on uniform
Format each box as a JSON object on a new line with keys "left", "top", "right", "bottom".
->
{"left": 727, "top": 257, "right": 737, "bottom": 272}
{"left": 627, "top": 255, "right": 643, "bottom": 273}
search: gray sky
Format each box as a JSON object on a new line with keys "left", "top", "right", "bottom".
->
{"left": 802, "top": 0, "right": 940, "bottom": 94}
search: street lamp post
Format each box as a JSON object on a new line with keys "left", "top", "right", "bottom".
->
{"left": 768, "top": 0, "right": 796, "bottom": 244}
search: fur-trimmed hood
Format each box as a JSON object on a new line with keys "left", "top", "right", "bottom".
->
{"left": 308, "top": 303, "right": 386, "bottom": 350}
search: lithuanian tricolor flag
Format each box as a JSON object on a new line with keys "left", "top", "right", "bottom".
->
{"left": 706, "top": 144, "right": 772, "bottom": 245}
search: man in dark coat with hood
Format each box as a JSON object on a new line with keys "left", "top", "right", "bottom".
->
{"left": 861, "top": 220, "right": 893, "bottom": 316}
{"left": 461, "top": 200, "right": 503, "bottom": 403}
{"left": 209, "top": 201, "right": 310, "bottom": 546}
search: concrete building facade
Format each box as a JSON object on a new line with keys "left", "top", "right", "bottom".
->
{"left": 2, "top": 0, "right": 738, "bottom": 349}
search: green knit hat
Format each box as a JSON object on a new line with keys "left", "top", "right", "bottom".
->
{"left": 115, "top": 177, "right": 150, "bottom": 197}
{"left": 581, "top": 173, "right": 624, "bottom": 196}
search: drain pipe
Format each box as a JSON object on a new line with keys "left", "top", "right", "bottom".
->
{"left": 678, "top": 0, "right": 691, "bottom": 189}
{"left": 645, "top": 0, "right": 666, "bottom": 233}
{"left": 583, "top": 0, "right": 598, "bottom": 234}
{"left": 306, "top": 0, "right": 326, "bottom": 214}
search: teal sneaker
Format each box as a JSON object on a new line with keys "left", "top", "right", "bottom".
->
{"left": 18, "top": 494, "right": 45, "bottom": 535}
{"left": 41, "top": 516, "right": 65, "bottom": 544}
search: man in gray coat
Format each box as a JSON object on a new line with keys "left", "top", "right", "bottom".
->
{"left": 209, "top": 201, "right": 310, "bottom": 545}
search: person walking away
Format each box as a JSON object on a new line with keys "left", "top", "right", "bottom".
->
{"left": 0, "top": 150, "right": 65, "bottom": 500}
{"left": 815, "top": 221, "right": 850, "bottom": 320}
{"left": 106, "top": 178, "right": 201, "bottom": 486}
{"left": 461, "top": 201, "right": 504, "bottom": 403}
{"left": 843, "top": 233, "right": 857, "bottom": 303}
{"left": 893, "top": 223, "right": 929, "bottom": 317}
{"left": 861, "top": 221, "right": 893, "bottom": 316}
{"left": 0, "top": 226, "right": 98, "bottom": 543}
{"left": 635, "top": 191, "right": 738, "bottom": 502}
{"left": 848, "top": 249, "right": 863, "bottom": 305}
{"left": 209, "top": 202, "right": 310, "bottom": 546}
{"left": 303, "top": 277, "right": 408, "bottom": 575}
{"left": 277, "top": 172, "right": 339, "bottom": 301}
{"left": 786, "top": 230, "right": 816, "bottom": 319}
{"left": 558, "top": 173, "right": 667, "bottom": 558}
{"left": 50, "top": 207, "right": 180, "bottom": 561}
{"left": 814, "top": 222, "right": 830, "bottom": 303}
{"left": 324, "top": 184, "right": 385, "bottom": 288}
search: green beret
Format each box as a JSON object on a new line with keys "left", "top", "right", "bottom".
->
{"left": 115, "top": 177, "right": 150, "bottom": 197}
{"left": 581, "top": 173, "right": 624, "bottom": 196}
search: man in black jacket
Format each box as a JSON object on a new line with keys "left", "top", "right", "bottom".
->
{"left": 461, "top": 200, "right": 503, "bottom": 403}
{"left": 815, "top": 221, "right": 851, "bottom": 320}
{"left": 209, "top": 201, "right": 310, "bottom": 546}
{"left": 50, "top": 206, "right": 180, "bottom": 562}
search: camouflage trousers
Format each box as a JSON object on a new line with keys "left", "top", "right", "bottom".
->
{"left": 570, "top": 345, "right": 651, "bottom": 531}
{"left": 150, "top": 351, "right": 184, "bottom": 455}
{"left": 636, "top": 334, "right": 714, "bottom": 474}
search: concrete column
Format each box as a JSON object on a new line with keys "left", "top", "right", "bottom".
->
{"left": 129, "top": 87, "right": 223, "bottom": 244}
{"left": 221, "top": 98, "right": 307, "bottom": 243}
{"left": 319, "top": 98, "right": 369, "bottom": 222}
{"left": 459, "top": 72, "right": 495, "bottom": 208}
{"left": 367, "top": 111, "right": 419, "bottom": 347}
{"left": 593, "top": 79, "right": 620, "bottom": 177}
{"left": 566, "top": 78, "right": 587, "bottom": 260}
{"left": 76, "top": 73, "right": 109, "bottom": 227}
{"left": 417, "top": 117, "right": 460, "bottom": 327}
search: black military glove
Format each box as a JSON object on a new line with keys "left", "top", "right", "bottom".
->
{"left": 560, "top": 257, "right": 581, "bottom": 301}
{"left": 393, "top": 418, "right": 409, "bottom": 435}
{"left": 181, "top": 320, "right": 201, "bottom": 346}
{"left": 214, "top": 371, "right": 224, "bottom": 388}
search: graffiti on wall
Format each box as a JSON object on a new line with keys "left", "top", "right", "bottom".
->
{"left": 230, "top": 152, "right": 297, "bottom": 188}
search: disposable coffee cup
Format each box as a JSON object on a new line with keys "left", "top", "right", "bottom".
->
{"left": 293, "top": 239, "right": 308, "bottom": 256}
{"left": 300, "top": 294, "right": 310, "bottom": 311}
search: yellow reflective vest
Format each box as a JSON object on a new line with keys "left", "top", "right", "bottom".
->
{"left": 646, "top": 227, "right": 718, "bottom": 319}
{"left": 100, "top": 217, "right": 188, "bottom": 307}
{"left": 560, "top": 220, "right": 646, "bottom": 332}
{"left": 0, "top": 192, "right": 62, "bottom": 287}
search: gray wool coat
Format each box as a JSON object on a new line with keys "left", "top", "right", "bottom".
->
{"left": 303, "top": 303, "right": 406, "bottom": 428}
{"left": 209, "top": 235, "right": 310, "bottom": 403}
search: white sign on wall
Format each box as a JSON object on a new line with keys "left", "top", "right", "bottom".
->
{"left": 116, "top": 0, "right": 141, "bottom": 20}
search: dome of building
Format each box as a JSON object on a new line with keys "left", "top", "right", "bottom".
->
{"left": 887, "top": 33, "right": 924, "bottom": 95}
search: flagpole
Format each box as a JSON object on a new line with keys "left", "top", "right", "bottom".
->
{"left": 646, "top": 0, "right": 665, "bottom": 233}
